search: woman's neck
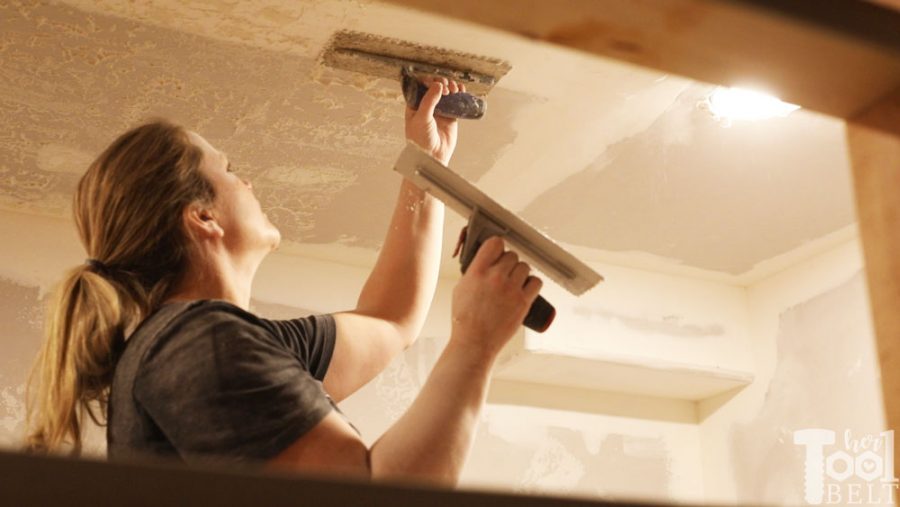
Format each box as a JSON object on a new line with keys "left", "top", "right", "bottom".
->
{"left": 165, "top": 251, "right": 260, "bottom": 310}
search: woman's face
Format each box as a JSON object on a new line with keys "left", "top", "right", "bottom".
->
{"left": 188, "top": 131, "right": 281, "bottom": 256}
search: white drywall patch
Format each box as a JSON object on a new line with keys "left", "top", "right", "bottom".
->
{"left": 730, "top": 271, "right": 882, "bottom": 504}
{"left": 462, "top": 404, "right": 692, "bottom": 502}
{"left": 0, "top": 277, "right": 44, "bottom": 449}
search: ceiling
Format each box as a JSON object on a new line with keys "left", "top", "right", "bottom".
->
{"left": 0, "top": 0, "right": 857, "bottom": 284}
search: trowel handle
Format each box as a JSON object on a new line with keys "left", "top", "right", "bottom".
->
{"left": 401, "top": 67, "right": 486, "bottom": 120}
{"left": 523, "top": 295, "right": 556, "bottom": 333}
{"left": 455, "top": 221, "right": 556, "bottom": 333}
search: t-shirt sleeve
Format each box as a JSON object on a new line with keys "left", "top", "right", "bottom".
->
{"left": 133, "top": 310, "right": 334, "bottom": 463}
{"left": 258, "top": 314, "right": 336, "bottom": 381}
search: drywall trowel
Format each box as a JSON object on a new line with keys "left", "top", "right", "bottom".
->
{"left": 320, "top": 30, "right": 510, "bottom": 119}
{"left": 394, "top": 142, "right": 604, "bottom": 333}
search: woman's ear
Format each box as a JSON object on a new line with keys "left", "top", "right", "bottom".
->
{"left": 182, "top": 203, "right": 224, "bottom": 241}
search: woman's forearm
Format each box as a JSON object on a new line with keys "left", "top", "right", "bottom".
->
{"left": 368, "top": 337, "right": 494, "bottom": 486}
{"left": 355, "top": 178, "right": 445, "bottom": 344}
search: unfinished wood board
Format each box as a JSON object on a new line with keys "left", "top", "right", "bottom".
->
{"left": 847, "top": 86, "right": 900, "bottom": 470}
{"left": 0, "top": 450, "right": 684, "bottom": 507}
{"left": 383, "top": 0, "right": 900, "bottom": 125}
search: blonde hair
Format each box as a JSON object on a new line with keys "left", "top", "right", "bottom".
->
{"left": 26, "top": 119, "right": 215, "bottom": 454}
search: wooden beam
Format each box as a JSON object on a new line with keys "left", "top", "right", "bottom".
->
{"left": 846, "top": 87, "right": 900, "bottom": 468}
{"left": 0, "top": 450, "right": 670, "bottom": 507}
{"left": 382, "top": 0, "right": 900, "bottom": 127}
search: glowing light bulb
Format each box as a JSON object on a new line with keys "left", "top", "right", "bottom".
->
{"left": 707, "top": 87, "right": 800, "bottom": 121}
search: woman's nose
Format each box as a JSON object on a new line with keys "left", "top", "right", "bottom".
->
{"left": 243, "top": 178, "right": 253, "bottom": 190}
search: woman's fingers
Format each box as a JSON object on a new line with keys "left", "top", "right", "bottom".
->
{"left": 495, "top": 251, "right": 519, "bottom": 275}
{"left": 510, "top": 261, "right": 531, "bottom": 286}
{"left": 523, "top": 276, "right": 543, "bottom": 301}
{"left": 468, "top": 236, "right": 505, "bottom": 274}
{"left": 417, "top": 81, "right": 444, "bottom": 119}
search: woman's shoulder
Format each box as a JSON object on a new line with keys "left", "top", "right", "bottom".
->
{"left": 170, "top": 299, "right": 263, "bottom": 326}
{"left": 122, "top": 300, "right": 268, "bottom": 367}
{"left": 155, "top": 299, "right": 271, "bottom": 342}
{"left": 144, "top": 298, "right": 267, "bottom": 329}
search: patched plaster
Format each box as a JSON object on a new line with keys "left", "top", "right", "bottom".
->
{"left": 731, "top": 271, "right": 883, "bottom": 504}
{"left": 1, "top": 0, "right": 858, "bottom": 280}
{"left": 0, "top": 1, "right": 529, "bottom": 249}
{"left": 521, "top": 85, "right": 855, "bottom": 275}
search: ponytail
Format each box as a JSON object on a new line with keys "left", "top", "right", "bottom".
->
{"left": 26, "top": 265, "right": 139, "bottom": 453}
{"left": 25, "top": 119, "right": 213, "bottom": 454}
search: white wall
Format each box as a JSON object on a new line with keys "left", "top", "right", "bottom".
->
{"left": 699, "top": 238, "right": 886, "bottom": 505}
{"left": 527, "top": 260, "right": 752, "bottom": 375}
{"left": 336, "top": 327, "right": 707, "bottom": 504}
{"left": 0, "top": 209, "right": 887, "bottom": 506}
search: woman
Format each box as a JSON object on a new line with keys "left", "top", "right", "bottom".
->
{"left": 26, "top": 78, "right": 542, "bottom": 485}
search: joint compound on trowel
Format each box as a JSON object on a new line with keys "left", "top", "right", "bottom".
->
{"left": 319, "top": 30, "right": 511, "bottom": 119}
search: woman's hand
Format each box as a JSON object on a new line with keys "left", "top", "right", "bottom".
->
{"left": 449, "top": 237, "right": 543, "bottom": 360}
{"left": 404, "top": 77, "right": 464, "bottom": 166}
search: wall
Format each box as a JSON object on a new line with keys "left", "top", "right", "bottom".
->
{"left": 337, "top": 333, "right": 706, "bottom": 504}
{"left": 523, "top": 259, "right": 753, "bottom": 375}
{"left": 0, "top": 277, "right": 42, "bottom": 450}
{"left": 699, "top": 238, "right": 887, "bottom": 505}
{"left": 0, "top": 207, "right": 717, "bottom": 504}
{"left": 0, "top": 208, "right": 887, "bottom": 505}
{"left": 0, "top": 209, "right": 706, "bottom": 504}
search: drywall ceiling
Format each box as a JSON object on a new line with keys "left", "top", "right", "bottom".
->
{"left": 0, "top": 0, "right": 856, "bottom": 282}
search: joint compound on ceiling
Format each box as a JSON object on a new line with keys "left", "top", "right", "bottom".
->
{"left": 1, "top": 0, "right": 860, "bottom": 280}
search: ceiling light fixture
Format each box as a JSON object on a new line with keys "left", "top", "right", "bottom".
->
{"left": 706, "top": 86, "right": 801, "bottom": 121}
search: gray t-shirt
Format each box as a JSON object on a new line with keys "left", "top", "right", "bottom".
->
{"left": 108, "top": 300, "right": 341, "bottom": 464}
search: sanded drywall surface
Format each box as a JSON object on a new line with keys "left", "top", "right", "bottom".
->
{"left": 0, "top": 0, "right": 859, "bottom": 281}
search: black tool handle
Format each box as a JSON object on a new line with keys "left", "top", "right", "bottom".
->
{"left": 523, "top": 295, "right": 556, "bottom": 333}
{"left": 401, "top": 67, "right": 486, "bottom": 120}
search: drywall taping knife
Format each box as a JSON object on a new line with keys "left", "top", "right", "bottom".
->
{"left": 394, "top": 142, "right": 604, "bottom": 332}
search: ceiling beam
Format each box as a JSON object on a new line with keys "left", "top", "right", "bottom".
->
{"left": 847, "top": 87, "right": 900, "bottom": 470}
{"left": 381, "top": 0, "right": 900, "bottom": 129}
{"left": 0, "top": 449, "right": 685, "bottom": 506}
